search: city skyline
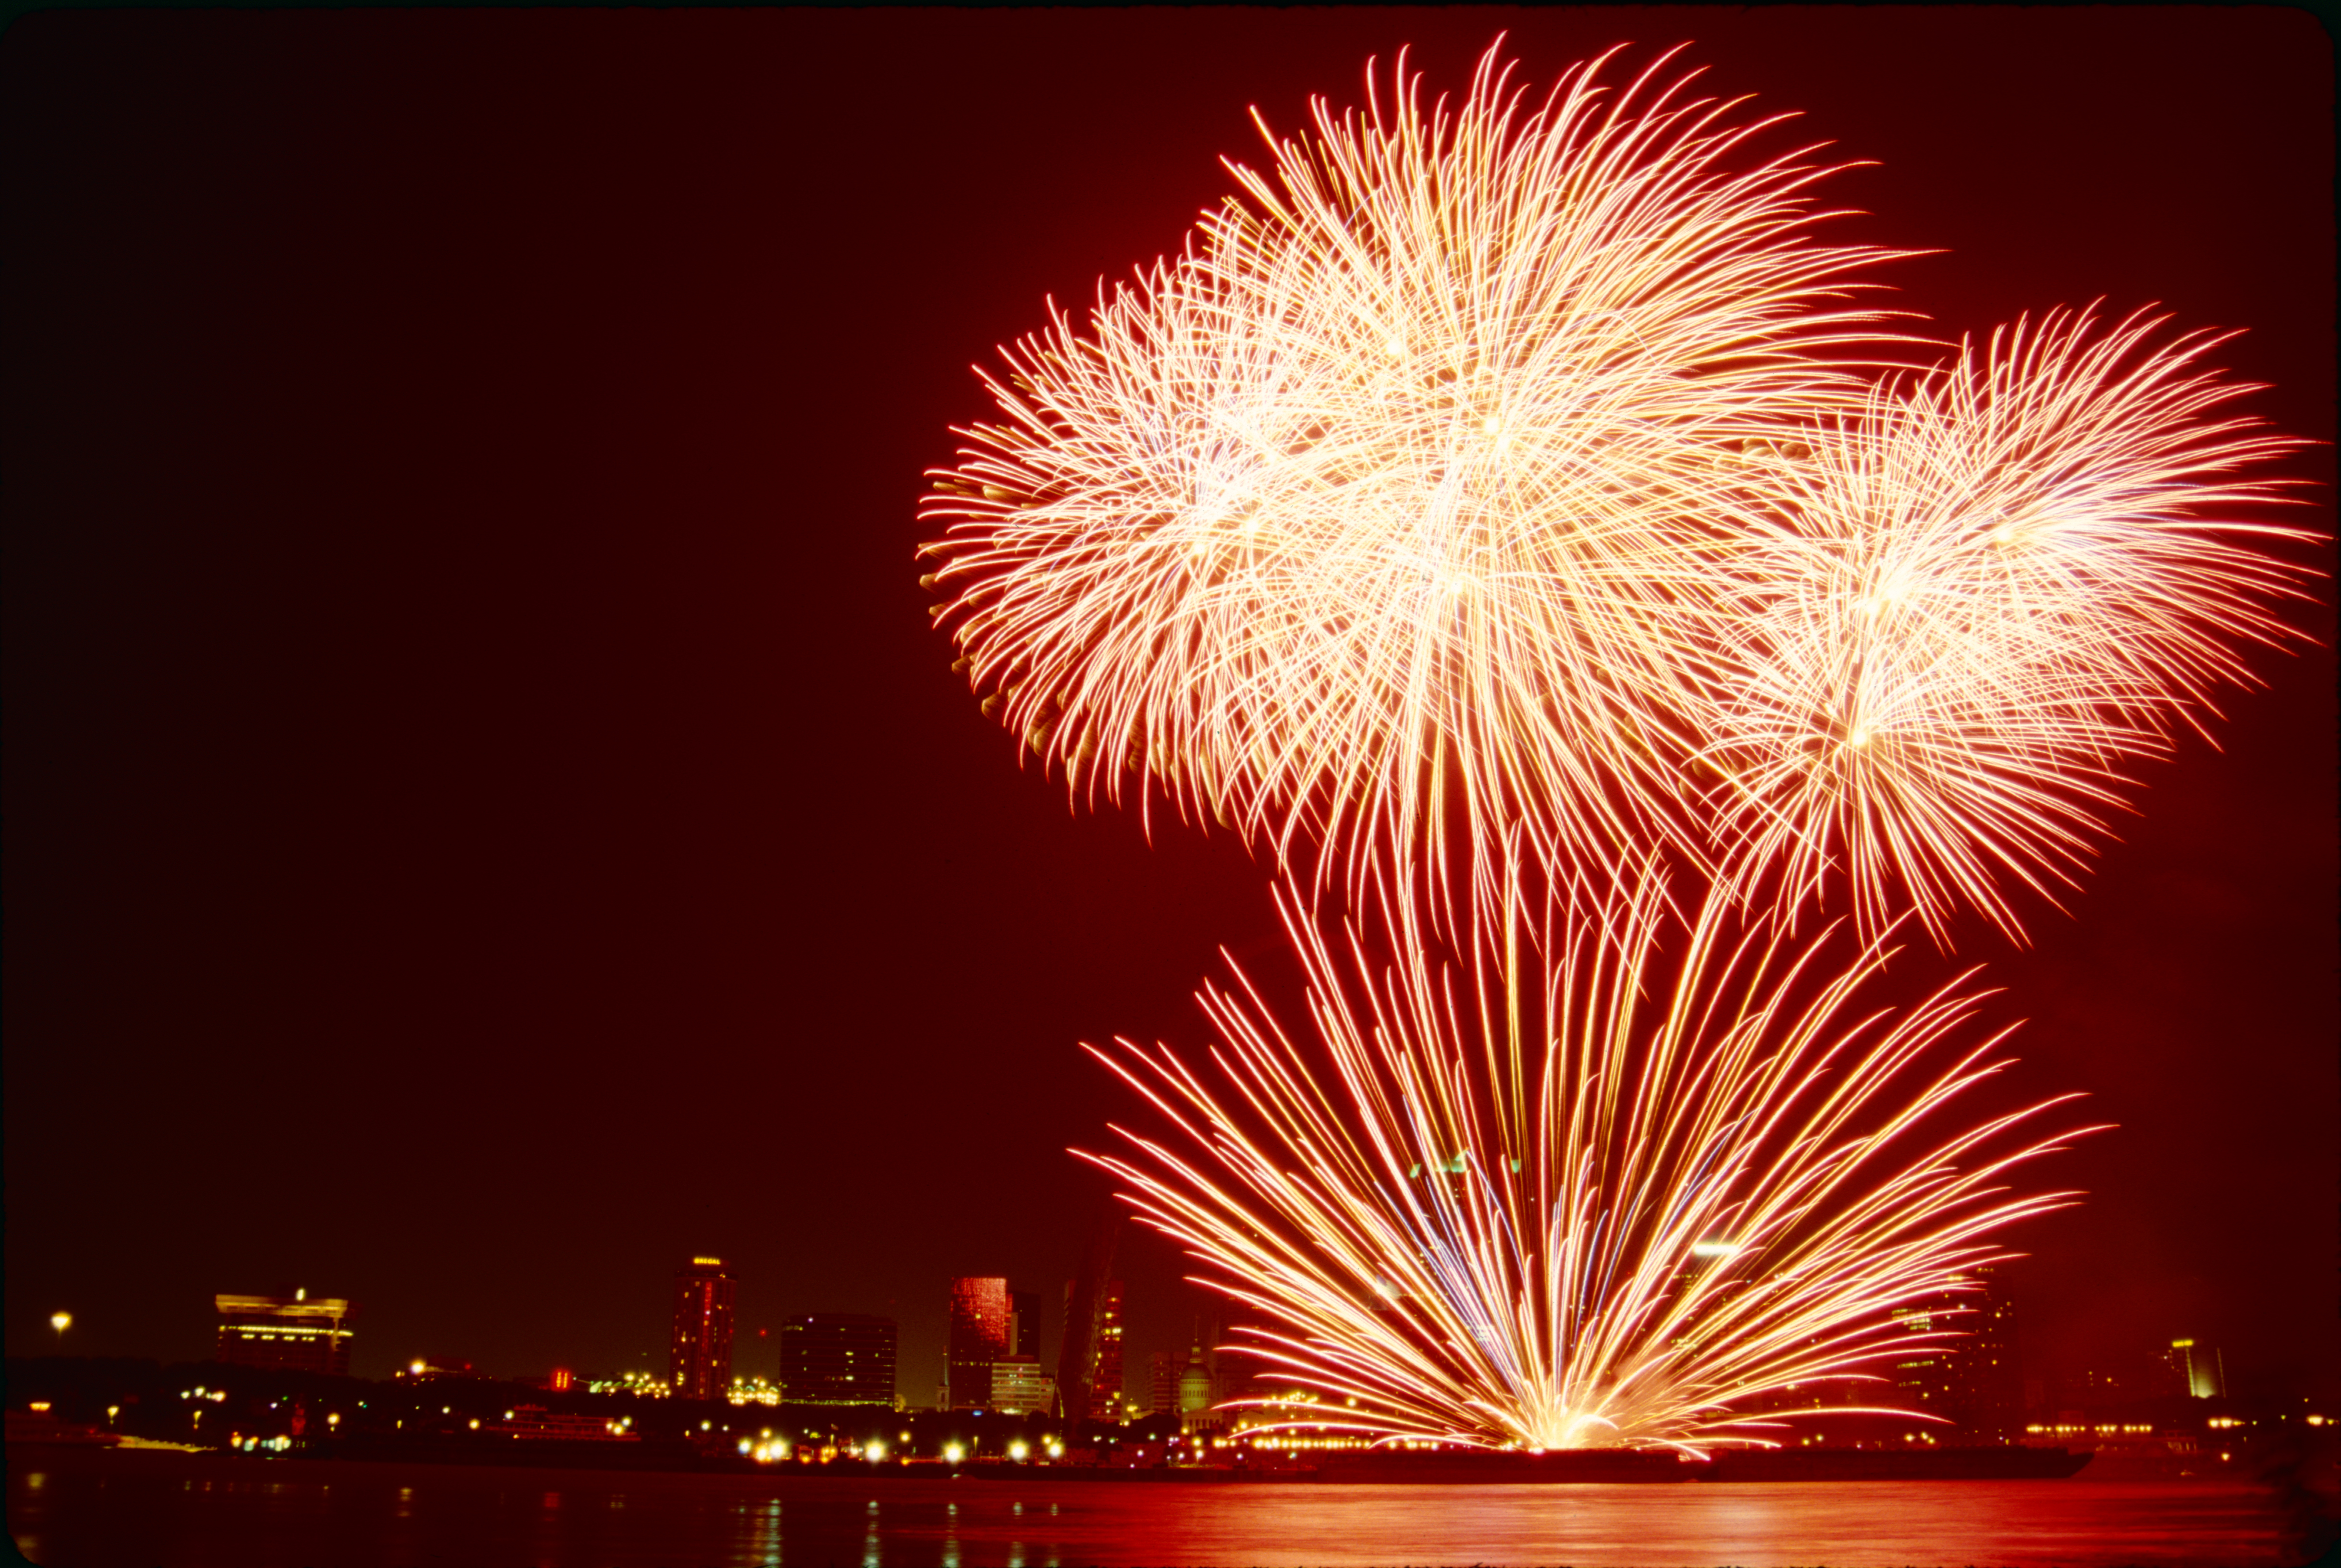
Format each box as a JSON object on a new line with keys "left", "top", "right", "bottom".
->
{"left": 6, "top": 7, "right": 2332, "bottom": 1412}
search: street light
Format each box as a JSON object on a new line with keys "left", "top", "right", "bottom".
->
{"left": 49, "top": 1311, "right": 72, "bottom": 1348}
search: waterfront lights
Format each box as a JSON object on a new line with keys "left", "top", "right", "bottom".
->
{"left": 943, "top": 1442, "right": 966, "bottom": 1463}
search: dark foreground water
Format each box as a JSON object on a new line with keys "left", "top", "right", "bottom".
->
{"left": 5, "top": 1447, "right": 2326, "bottom": 1568}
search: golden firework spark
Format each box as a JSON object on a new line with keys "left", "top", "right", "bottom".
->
{"left": 921, "top": 42, "right": 1911, "bottom": 928}
{"left": 1700, "top": 307, "right": 2310, "bottom": 944}
{"left": 1084, "top": 867, "right": 2095, "bottom": 1453}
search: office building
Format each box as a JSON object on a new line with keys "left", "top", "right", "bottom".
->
{"left": 1009, "top": 1288, "right": 1040, "bottom": 1360}
{"left": 1889, "top": 1266, "right": 2023, "bottom": 1442}
{"left": 989, "top": 1354, "right": 1056, "bottom": 1414}
{"left": 779, "top": 1313, "right": 899, "bottom": 1407}
{"left": 1087, "top": 1279, "right": 1125, "bottom": 1420}
{"left": 2164, "top": 1339, "right": 2227, "bottom": 1400}
{"left": 1149, "top": 1349, "right": 1178, "bottom": 1417}
{"left": 947, "top": 1276, "right": 1010, "bottom": 1410}
{"left": 214, "top": 1289, "right": 355, "bottom": 1375}
{"left": 669, "top": 1257, "right": 737, "bottom": 1401}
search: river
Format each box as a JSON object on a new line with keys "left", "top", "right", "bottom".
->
{"left": 5, "top": 1446, "right": 2321, "bottom": 1566}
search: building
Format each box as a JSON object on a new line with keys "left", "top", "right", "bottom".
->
{"left": 1177, "top": 1330, "right": 1220, "bottom": 1433}
{"left": 1009, "top": 1288, "right": 1041, "bottom": 1360}
{"left": 214, "top": 1289, "right": 355, "bottom": 1375}
{"left": 669, "top": 1257, "right": 737, "bottom": 1401}
{"left": 1888, "top": 1267, "right": 2023, "bottom": 1442}
{"left": 989, "top": 1354, "right": 1057, "bottom": 1414}
{"left": 1149, "top": 1349, "right": 1178, "bottom": 1417}
{"left": 2164, "top": 1339, "right": 2227, "bottom": 1400}
{"left": 946, "top": 1276, "right": 1010, "bottom": 1410}
{"left": 778, "top": 1313, "right": 898, "bottom": 1406}
{"left": 1087, "top": 1280, "right": 1125, "bottom": 1421}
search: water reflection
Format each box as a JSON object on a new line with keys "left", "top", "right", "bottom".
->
{"left": 0, "top": 1451, "right": 2310, "bottom": 1568}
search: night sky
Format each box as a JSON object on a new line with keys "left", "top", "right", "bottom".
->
{"left": 6, "top": 8, "right": 2333, "bottom": 1409}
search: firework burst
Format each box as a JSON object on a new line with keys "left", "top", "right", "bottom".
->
{"left": 921, "top": 42, "right": 1910, "bottom": 927}
{"left": 1699, "top": 307, "right": 2309, "bottom": 944}
{"left": 916, "top": 39, "right": 2310, "bottom": 1455}
{"left": 1084, "top": 869, "right": 2095, "bottom": 1453}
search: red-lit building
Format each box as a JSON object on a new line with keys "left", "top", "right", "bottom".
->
{"left": 214, "top": 1290, "right": 355, "bottom": 1375}
{"left": 946, "top": 1276, "right": 1009, "bottom": 1410}
{"left": 669, "top": 1257, "right": 736, "bottom": 1401}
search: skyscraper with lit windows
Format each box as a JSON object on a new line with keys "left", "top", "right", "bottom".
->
{"left": 669, "top": 1257, "right": 736, "bottom": 1401}
{"left": 779, "top": 1312, "right": 897, "bottom": 1406}
{"left": 946, "top": 1276, "right": 1009, "bottom": 1410}
{"left": 1087, "top": 1279, "right": 1126, "bottom": 1420}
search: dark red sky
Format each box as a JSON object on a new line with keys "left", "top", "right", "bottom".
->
{"left": 5, "top": 7, "right": 2333, "bottom": 1406}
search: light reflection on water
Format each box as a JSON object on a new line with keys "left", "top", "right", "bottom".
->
{"left": 3, "top": 1451, "right": 2313, "bottom": 1568}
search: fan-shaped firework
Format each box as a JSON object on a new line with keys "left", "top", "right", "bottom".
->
{"left": 921, "top": 42, "right": 1909, "bottom": 925}
{"left": 1084, "top": 871, "right": 2093, "bottom": 1453}
{"left": 1697, "top": 308, "right": 2308, "bottom": 944}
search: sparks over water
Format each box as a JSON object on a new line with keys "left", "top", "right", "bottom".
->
{"left": 1088, "top": 869, "right": 2096, "bottom": 1453}
{"left": 916, "top": 39, "right": 2306, "bottom": 1452}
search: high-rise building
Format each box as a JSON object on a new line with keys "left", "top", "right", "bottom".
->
{"left": 669, "top": 1257, "right": 736, "bottom": 1401}
{"left": 1889, "top": 1266, "right": 2023, "bottom": 1442}
{"left": 989, "top": 1355, "right": 1056, "bottom": 1414}
{"left": 1149, "top": 1349, "right": 1178, "bottom": 1417}
{"left": 1053, "top": 1211, "right": 1121, "bottom": 1425}
{"left": 1009, "top": 1288, "right": 1040, "bottom": 1360}
{"left": 2163, "top": 1339, "right": 2227, "bottom": 1400}
{"left": 778, "top": 1313, "right": 898, "bottom": 1407}
{"left": 1087, "top": 1280, "right": 1125, "bottom": 1421}
{"left": 946, "top": 1276, "right": 1010, "bottom": 1410}
{"left": 214, "top": 1289, "right": 355, "bottom": 1375}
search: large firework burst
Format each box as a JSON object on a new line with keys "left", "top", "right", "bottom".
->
{"left": 1084, "top": 871, "right": 2093, "bottom": 1452}
{"left": 917, "top": 39, "right": 2308, "bottom": 1455}
{"left": 1699, "top": 308, "right": 2308, "bottom": 944}
{"left": 921, "top": 43, "right": 1909, "bottom": 925}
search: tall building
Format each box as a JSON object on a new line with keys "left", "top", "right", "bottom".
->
{"left": 946, "top": 1276, "right": 1010, "bottom": 1410}
{"left": 778, "top": 1313, "right": 898, "bottom": 1406}
{"left": 214, "top": 1289, "right": 355, "bottom": 1375}
{"left": 1149, "top": 1349, "right": 1178, "bottom": 1417}
{"left": 1087, "top": 1280, "right": 1125, "bottom": 1420}
{"left": 1053, "top": 1210, "right": 1121, "bottom": 1425}
{"left": 1009, "top": 1288, "right": 1041, "bottom": 1360}
{"left": 669, "top": 1257, "right": 736, "bottom": 1401}
{"left": 1889, "top": 1266, "right": 2022, "bottom": 1442}
{"left": 2163, "top": 1339, "right": 2227, "bottom": 1400}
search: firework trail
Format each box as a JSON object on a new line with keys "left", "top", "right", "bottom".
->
{"left": 1084, "top": 868, "right": 2095, "bottom": 1452}
{"left": 921, "top": 43, "right": 1911, "bottom": 930}
{"left": 1699, "top": 307, "right": 2308, "bottom": 944}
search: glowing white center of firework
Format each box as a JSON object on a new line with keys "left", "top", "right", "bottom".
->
{"left": 1689, "top": 1239, "right": 1738, "bottom": 1260}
